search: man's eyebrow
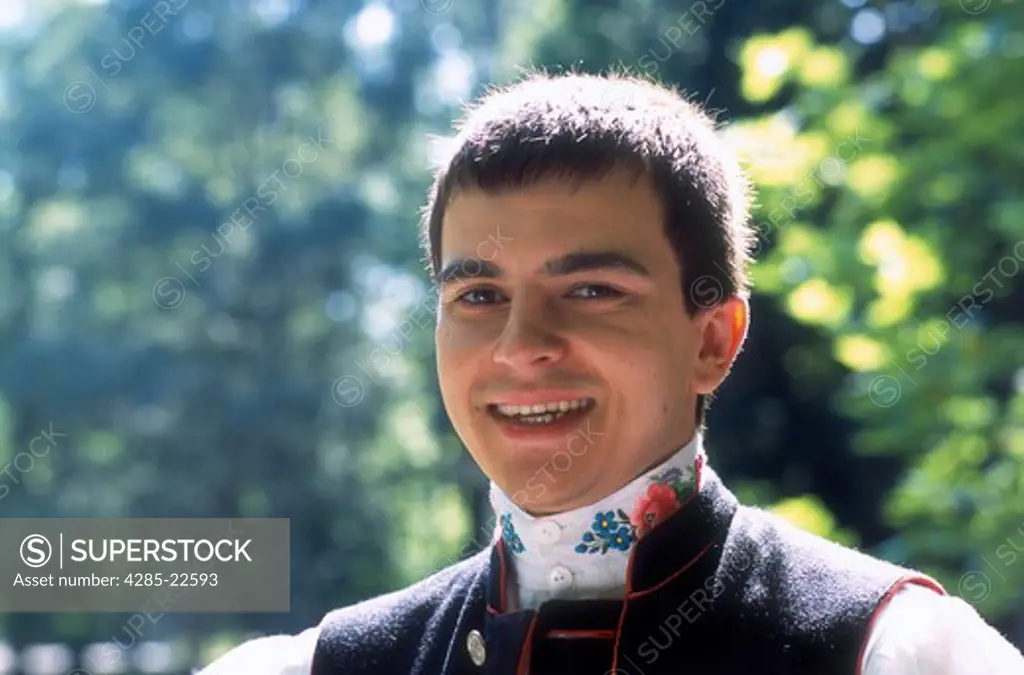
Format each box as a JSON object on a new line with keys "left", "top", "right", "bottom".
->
{"left": 435, "top": 250, "right": 650, "bottom": 285}
{"left": 541, "top": 250, "right": 651, "bottom": 278}
{"left": 437, "top": 258, "right": 502, "bottom": 285}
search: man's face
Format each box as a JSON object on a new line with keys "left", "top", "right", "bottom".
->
{"left": 435, "top": 170, "right": 744, "bottom": 515}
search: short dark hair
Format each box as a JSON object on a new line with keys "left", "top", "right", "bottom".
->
{"left": 421, "top": 70, "right": 754, "bottom": 427}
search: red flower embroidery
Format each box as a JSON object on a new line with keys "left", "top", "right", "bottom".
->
{"left": 631, "top": 482, "right": 680, "bottom": 538}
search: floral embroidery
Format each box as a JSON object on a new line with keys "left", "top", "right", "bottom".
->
{"left": 630, "top": 467, "right": 697, "bottom": 539}
{"left": 574, "top": 509, "right": 636, "bottom": 554}
{"left": 571, "top": 467, "right": 698, "bottom": 554}
{"left": 501, "top": 513, "right": 525, "bottom": 554}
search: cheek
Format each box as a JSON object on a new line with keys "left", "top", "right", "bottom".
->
{"left": 436, "top": 318, "right": 476, "bottom": 373}
{"left": 436, "top": 324, "right": 483, "bottom": 413}
{"left": 579, "top": 320, "right": 691, "bottom": 373}
{"left": 581, "top": 326, "right": 694, "bottom": 408}
{"left": 437, "top": 314, "right": 496, "bottom": 354}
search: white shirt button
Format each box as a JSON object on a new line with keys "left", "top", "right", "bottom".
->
{"left": 466, "top": 629, "right": 486, "bottom": 666}
{"left": 548, "top": 565, "right": 574, "bottom": 592}
{"left": 534, "top": 520, "right": 562, "bottom": 544}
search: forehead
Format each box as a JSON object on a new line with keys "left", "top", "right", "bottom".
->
{"left": 439, "top": 171, "right": 673, "bottom": 272}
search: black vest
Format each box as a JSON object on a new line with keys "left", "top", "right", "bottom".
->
{"left": 312, "top": 466, "right": 943, "bottom": 674}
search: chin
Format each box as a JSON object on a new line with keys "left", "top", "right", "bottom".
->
{"left": 496, "top": 461, "right": 603, "bottom": 513}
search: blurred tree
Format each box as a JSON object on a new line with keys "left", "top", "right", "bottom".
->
{"left": 0, "top": 0, "right": 1020, "bottom": 666}
{"left": 0, "top": 0, "right": 465, "bottom": 656}
{"left": 725, "top": 0, "right": 1024, "bottom": 641}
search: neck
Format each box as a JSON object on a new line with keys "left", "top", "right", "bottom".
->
{"left": 488, "top": 432, "right": 705, "bottom": 610}
{"left": 522, "top": 429, "right": 699, "bottom": 518}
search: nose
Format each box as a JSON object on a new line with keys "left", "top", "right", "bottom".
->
{"left": 491, "top": 298, "right": 568, "bottom": 373}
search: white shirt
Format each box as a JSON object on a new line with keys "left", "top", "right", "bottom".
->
{"left": 198, "top": 436, "right": 1024, "bottom": 673}
{"left": 486, "top": 433, "right": 704, "bottom": 610}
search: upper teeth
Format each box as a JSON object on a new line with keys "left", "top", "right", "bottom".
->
{"left": 495, "top": 398, "right": 592, "bottom": 417}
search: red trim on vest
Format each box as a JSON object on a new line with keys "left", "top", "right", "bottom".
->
{"left": 628, "top": 454, "right": 709, "bottom": 600}
{"left": 854, "top": 574, "right": 948, "bottom": 675}
{"left": 516, "top": 612, "right": 539, "bottom": 675}
{"left": 609, "top": 551, "right": 633, "bottom": 674}
{"left": 497, "top": 538, "right": 508, "bottom": 613}
{"left": 628, "top": 540, "right": 715, "bottom": 599}
{"left": 546, "top": 629, "right": 616, "bottom": 640}
{"left": 610, "top": 452, "right": 707, "bottom": 672}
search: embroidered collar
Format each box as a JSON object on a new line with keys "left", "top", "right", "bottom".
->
{"left": 488, "top": 433, "right": 705, "bottom": 609}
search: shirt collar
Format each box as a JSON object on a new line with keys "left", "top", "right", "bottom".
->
{"left": 488, "top": 433, "right": 705, "bottom": 609}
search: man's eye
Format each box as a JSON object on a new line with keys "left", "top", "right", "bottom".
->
{"left": 568, "top": 284, "right": 624, "bottom": 300}
{"left": 456, "top": 288, "right": 505, "bottom": 305}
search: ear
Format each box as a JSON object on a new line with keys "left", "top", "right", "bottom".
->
{"left": 691, "top": 295, "right": 749, "bottom": 395}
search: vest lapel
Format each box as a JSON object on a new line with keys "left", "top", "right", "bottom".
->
{"left": 439, "top": 546, "right": 497, "bottom": 675}
{"left": 628, "top": 464, "right": 739, "bottom": 593}
{"left": 477, "top": 464, "right": 742, "bottom": 674}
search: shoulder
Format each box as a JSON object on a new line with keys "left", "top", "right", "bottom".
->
{"left": 316, "top": 547, "right": 488, "bottom": 639}
{"left": 721, "top": 505, "right": 929, "bottom": 637}
{"left": 727, "top": 505, "right": 1024, "bottom": 671}
{"left": 864, "top": 583, "right": 1024, "bottom": 674}
{"left": 196, "top": 550, "right": 490, "bottom": 675}
{"left": 312, "top": 548, "right": 489, "bottom": 671}
{"left": 727, "top": 503, "right": 919, "bottom": 583}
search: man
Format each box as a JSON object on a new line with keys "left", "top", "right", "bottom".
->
{"left": 200, "top": 72, "right": 1024, "bottom": 674}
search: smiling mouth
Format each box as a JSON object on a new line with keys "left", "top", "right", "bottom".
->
{"left": 487, "top": 397, "right": 596, "bottom": 426}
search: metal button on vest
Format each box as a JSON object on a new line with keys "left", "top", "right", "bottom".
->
{"left": 534, "top": 520, "right": 561, "bottom": 544}
{"left": 466, "top": 629, "right": 486, "bottom": 666}
{"left": 548, "top": 565, "right": 574, "bottom": 592}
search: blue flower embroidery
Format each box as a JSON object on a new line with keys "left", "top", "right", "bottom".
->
{"left": 592, "top": 511, "right": 618, "bottom": 537}
{"left": 610, "top": 525, "right": 634, "bottom": 551}
{"left": 501, "top": 513, "right": 524, "bottom": 554}
{"left": 575, "top": 508, "right": 635, "bottom": 554}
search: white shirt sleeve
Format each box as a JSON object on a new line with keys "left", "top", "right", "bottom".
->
{"left": 193, "top": 625, "right": 318, "bottom": 675}
{"left": 862, "top": 583, "right": 1024, "bottom": 674}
